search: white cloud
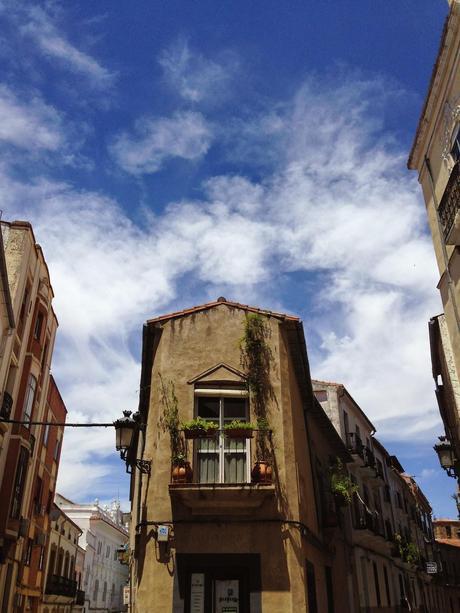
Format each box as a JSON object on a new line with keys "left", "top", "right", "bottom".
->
{"left": 158, "top": 38, "right": 237, "bottom": 103}
{"left": 20, "top": 6, "right": 114, "bottom": 88}
{"left": 420, "top": 468, "right": 436, "bottom": 480}
{"left": 3, "top": 71, "right": 443, "bottom": 500}
{"left": 0, "top": 84, "right": 64, "bottom": 151}
{"left": 110, "top": 111, "right": 213, "bottom": 174}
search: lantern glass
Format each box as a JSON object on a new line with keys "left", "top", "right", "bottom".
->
{"left": 114, "top": 418, "right": 135, "bottom": 451}
{"left": 438, "top": 447, "right": 454, "bottom": 469}
{"left": 434, "top": 438, "right": 454, "bottom": 470}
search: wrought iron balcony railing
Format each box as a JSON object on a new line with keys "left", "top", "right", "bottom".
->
{"left": 45, "top": 575, "right": 77, "bottom": 598}
{"left": 170, "top": 429, "right": 273, "bottom": 486}
{"left": 347, "top": 433, "right": 364, "bottom": 458}
{"left": 439, "top": 162, "right": 460, "bottom": 244}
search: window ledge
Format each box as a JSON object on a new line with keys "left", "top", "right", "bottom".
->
{"left": 169, "top": 482, "right": 275, "bottom": 515}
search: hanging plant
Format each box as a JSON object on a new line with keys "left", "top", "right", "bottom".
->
{"left": 240, "top": 313, "right": 274, "bottom": 463}
{"left": 329, "top": 458, "right": 358, "bottom": 505}
{"left": 240, "top": 313, "right": 273, "bottom": 418}
{"left": 159, "top": 375, "right": 186, "bottom": 467}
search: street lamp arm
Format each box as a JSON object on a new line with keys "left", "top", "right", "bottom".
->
{"left": 0, "top": 418, "right": 114, "bottom": 427}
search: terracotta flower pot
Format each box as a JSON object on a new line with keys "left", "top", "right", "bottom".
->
{"left": 171, "top": 461, "right": 193, "bottom": 483}
{"left": 251, "top": 460, "right": 272, "bottom": 484}
{"left": 225, "top": 428, "right": 253, "bottom": 439}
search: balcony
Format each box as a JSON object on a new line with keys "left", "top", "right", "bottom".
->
{"left": 169, "top": 430, "right": 275, "bottom": 514}
{"left": 0, "top": 391, "right": 13, "bottom": 419}
{"left": 347, "top": 433, "right": 364, "bottom": 460}
{"left": 438, "top": 162, "right": 460, "bottom": 244}
{"left": 45, "top": 575, "right": 77, "bottom": 599}
{"left": 353, "top": 508, "right": 392, "bottom": 554}
{"left": 75, "top": 589, "right": 85, "bottom": 606}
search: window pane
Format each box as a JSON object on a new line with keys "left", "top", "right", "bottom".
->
{"left": 197, "top": 397, "right": 219, "bottom": 420}
{"left": 198, "top": 453, "right": 219, "bottom": 483}
{"left": 223, "top": 398, "right": 246, "bottom": 420}
{"left": 224, "top": 453, "right": 246, "bottom": 483}
{"left": 22, "top": 374, "right": 37, "bottom": 422}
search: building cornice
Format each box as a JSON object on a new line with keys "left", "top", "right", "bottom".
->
{"left": 408, "top": 3, "right": 460, "bottom": 170}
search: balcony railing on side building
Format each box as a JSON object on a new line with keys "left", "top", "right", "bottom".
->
{"left": 438, "top": 161, "right": 460, "bottom": 244}
{"left": 45, "top": 575, "right": 77, "bottom": 598}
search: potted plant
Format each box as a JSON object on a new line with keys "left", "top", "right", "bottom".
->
{"left": 159, "top": 376, "right": 190, "bottom": 483}
{"left": 182, "top": 417, "right": 219, "bottom": 439}
{"left": 251, "top": 459, "right": 273, "bottom": 484}
{"left": 251, "top": 417, "right": 272, "bottom": 484}
{"left": 224, "top": 420, "right": 255, "bottom": 439}
{"left": 171, "top": 452, "right": 193, "bottom": 483}
{"left": 329, "top": 458, "right": 358, "bottom": 507}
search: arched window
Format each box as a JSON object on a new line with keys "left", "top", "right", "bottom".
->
{"left": 48, "top": 545, "right": 57, "bottom": 578}
{"left": 56, "top": 548, "right": 64, "bottom": 577}
{"left": 63, "top": 551, "right": 70, "bottom": 578}
{"left": 93, "top": 579, "right": 99, "bottom": 602}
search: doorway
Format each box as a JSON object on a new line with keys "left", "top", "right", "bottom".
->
{"left": 177, "top": 553, "right": 260, "bottom": 613}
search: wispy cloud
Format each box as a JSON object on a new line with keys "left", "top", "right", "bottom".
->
{"left": 0, "top": 84, "right": 64, "bottom": 151}
{"left": 19, "top": 5, "right": 114, "bottom": 88}
{"left": 2, "top": 70, "right": 442, "bottom": 499}
{"left": 109, "top": 110, "right": 213, "bottom": 174}
{"left": 159, "top": 38, "right": 238, "bottom": 103}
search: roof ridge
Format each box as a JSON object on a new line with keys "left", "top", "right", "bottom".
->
{"left": 146, "top": 298, "right": 300, "bottom": 325}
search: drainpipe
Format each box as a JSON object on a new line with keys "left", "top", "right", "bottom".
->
{"left": 424, "top": 156, "right": 460, "bottom": 333}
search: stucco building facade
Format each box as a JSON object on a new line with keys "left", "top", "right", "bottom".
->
{"left": 408, "top": 0, "right": 460, "bottom": 467}
{"left": 40, "top": 503, "right": 84, "bottom": 613}
{"left": 313, "top": 380, "right": 439, "bottom": 612}
{"left": 55, "top": 495, "right": 128, "bottom": 613}
{"left": 127, "top": 299, "right": 359, "bottom": 613}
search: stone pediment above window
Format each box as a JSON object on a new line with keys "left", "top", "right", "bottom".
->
{"left": 187, "top": 363, "right": 247, "bottom": 388}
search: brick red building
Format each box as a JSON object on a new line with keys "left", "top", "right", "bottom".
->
{"left": 0, "top": 221, "right": 62, "bottom": 612}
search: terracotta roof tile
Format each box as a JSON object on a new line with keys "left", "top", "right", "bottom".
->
{"left": 146, "top": 298, "right": 300, "bottom": 325}
{"left": 311, "top": 379, "right": 344, "bottom": 388}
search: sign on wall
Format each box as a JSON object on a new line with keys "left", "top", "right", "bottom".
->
{"left": 215, "top": 579, "right": 239, "bottom": 613}
{"left": 123, "top": 585, "right": 130, "bottom": 605}
{"left": 190, "top": 573, "right": 205, "bottom": 613}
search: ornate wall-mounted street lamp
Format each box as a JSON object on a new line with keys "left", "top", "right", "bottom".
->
{"left": 113, "top": 411, "right": 151, "bottom": 475}
{"left": 434, "top": 436, "right": 458, "bottom": 478}
{"left": 0, "top": 410, "right": 151, "bottom": 474}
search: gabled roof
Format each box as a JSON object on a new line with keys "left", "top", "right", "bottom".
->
{"left": 188, "top": 362, "right": 247, "bottom": 385}
{"left": 147, "top": 297, "right": 299, "bottom": 325}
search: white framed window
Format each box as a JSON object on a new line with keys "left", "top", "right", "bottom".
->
{"left": 22, "top": 374, "right": 37, "bottom": 422}
{"left": 194, "top": 394, "right": 250, "bottom": 484}
{"left": 451, "top": 125, "right": 460, "bottom": 163}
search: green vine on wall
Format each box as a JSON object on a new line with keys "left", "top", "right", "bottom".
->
{"left": 393, "top": 533, "right": 420, "bottom": 566}
{"left": 240, "top": 313, "right": 273, "bottom": 459}
{"left": 240, "top": 313, "right": 273, "bottom": 417}
{"left": 159, "top": 374, "right": 186, "bottom": 465}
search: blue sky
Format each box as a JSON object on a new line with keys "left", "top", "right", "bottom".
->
{"left": 0, "top": 0, "right": 456, "bottom": 516}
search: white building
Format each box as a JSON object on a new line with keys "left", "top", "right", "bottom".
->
{"left": 55, "top": 494, "right": 129, "bottom": 613}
